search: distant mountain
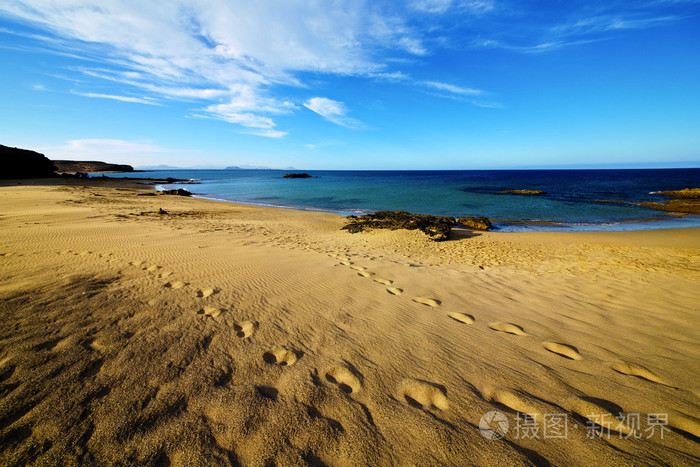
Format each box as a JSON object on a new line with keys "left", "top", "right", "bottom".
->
{"left": 53, "top": 160, "right": 133, "bottom": 173}
{"left": 1, "top": 144, "right": 57, "bottom": 178}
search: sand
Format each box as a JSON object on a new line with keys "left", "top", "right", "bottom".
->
{"left": 0, "top": 180, "right": 698, "bottom": 465}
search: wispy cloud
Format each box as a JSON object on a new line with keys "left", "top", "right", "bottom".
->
{"left": 72, "top": 91, "right": 161, "bottom": 105}
{"left": 422, "top": 81, "right": 483, "bottom": 96}
{"left": 304, "top": 97, "right": 365, "bottom": 129}
{"left": 473, "top": 3, "right": 691, "bottom": 54}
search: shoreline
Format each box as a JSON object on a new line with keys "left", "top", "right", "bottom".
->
{"left": 163, "top": 182, "right": 700, "bottom": 234}
{"left": 5, "top": 176, "right": 700, "bottom": 233}
{"left": 1, "top": 180, "right": 699, "bottom": 464}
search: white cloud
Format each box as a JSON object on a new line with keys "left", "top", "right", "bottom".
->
{"left": 303, "top": 97, "right": 365, "bottom": 129}
{"left": 0, "top": 0, "right": 438, "bottom": 135}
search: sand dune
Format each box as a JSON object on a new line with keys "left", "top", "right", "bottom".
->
{"left": 0, "top": 181, "right": 698, "bottom": 465}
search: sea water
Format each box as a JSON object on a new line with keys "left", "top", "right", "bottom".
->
{"left": 98, "top": 168, "right": 700, "bottom": 231}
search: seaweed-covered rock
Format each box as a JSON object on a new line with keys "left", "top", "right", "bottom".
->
{"left": 283, "top": 173, "right": 312, "bottom": 178}
{"left": 160, "top": 189, "right": 192, "bottom": 196}
{"left": 458, "top": 216, "right": 492, "bottom": 230}
{"left": 342, "top": 211, "right": 456, "bottom": 241}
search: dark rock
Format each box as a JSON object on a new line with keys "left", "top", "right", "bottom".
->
{"left": 458, "top": 216, "right": 492, "bottom": 230}
{"left": 283, "top": 173, "right": 312, "bottom": 178}
{"left": 342, "top": 210, "right": 457, "bottom": 241}
{"left": 158, "top": 208, "right": 168, "bottom": 215}
{"left": 500, "top": 189, "right": 546, "bottom": 195}
{"left": 160, "top": 189, "right": 192, "bottom": 196}
{"left": 1, "top": 144, "right": 57, "bottom": 178}
{"left": 52, "top": 160, "right": 134, "bottom": 173}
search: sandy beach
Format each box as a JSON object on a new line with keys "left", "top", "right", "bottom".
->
{"left": 0, "top": 180, "right": 698, "bottom": 465}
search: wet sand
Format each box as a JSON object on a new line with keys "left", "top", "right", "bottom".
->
{"left": 0, "top": 180, "right": 698, "bottom": 465}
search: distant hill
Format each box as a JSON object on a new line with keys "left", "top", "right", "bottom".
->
{"left": 53, "top": 160, "right": 134, "bottom": 173}
{"left": 1, "top": 144, "right": 57, "bottom": 179}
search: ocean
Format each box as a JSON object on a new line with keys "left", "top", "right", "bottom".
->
{"left": 99, "top": 168, "right": 700, "bottom": 232}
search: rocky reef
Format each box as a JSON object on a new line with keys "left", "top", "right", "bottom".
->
{"left": 1, "top": 144, "right": 57, "bottom": 179}
{"left": 342, "top": 211, "right": 458, "bottom": 241}
{"left": 283, "top": 173, "right": 312, "bottom": 178}
{"left": 651, "top": 188, "right": 700, "bottom": 199}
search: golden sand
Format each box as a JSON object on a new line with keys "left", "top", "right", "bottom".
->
{"left": 0, "top": 180, "right": 698, "bottom": 465}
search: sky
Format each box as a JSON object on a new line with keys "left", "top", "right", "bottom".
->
{"left": 1, "top": 0, "right": 699, "bottom": 170}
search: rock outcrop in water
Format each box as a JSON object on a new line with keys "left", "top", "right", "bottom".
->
{"left": 457, "top": 216, "right": 492, "bottom": 230}
{"left": 500, "top": 189, "right": 546, "bottom": 195}
{"left": 342, "top": 211, "right": 457, "bottom": 241}
{"left": 283, "top": 173, "right": 312, "bottom": 178}
{"left": 1, "top": 144, "right": 57, "bottom": 179}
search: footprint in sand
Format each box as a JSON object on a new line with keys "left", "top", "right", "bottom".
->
{"left": 412, "top": 297, "right": 440, "bottom": 307}
{"left": 488, "top": 322, "right": 526, "bottom": 336}
{"left": 325, "top": 365, "right": 362, "bottom": 394}
{"left": 159, "top": 271, "right": 172, "bottom": 279}
{"left": 357, "top": 271, "right": 374, "bottom": 278}
{"left": 164, "top": 281, "right": 188, "bottom": 289}
{"left": 373, "top": 278, "right": 393, "bottom": 285}
{"left": 543, "top": 342, "right": 582, "bottom": 360}
{"left": 197, "top": 288, "right": 218, "bottom": 298}
{"left": 566, "top": 397, "right": 634, "bottom": 436}
{"left": 386, "top": 287, "right": 403, "bottom": 295}
{"left": 610, "top": 362, "right": 672, "bottom": 386}
{"left": 339, "top": 261, "right": 353, "bottom": 266}
{"left": 398, "top": 379, "right": 449, "bottom": 411}
{"left": 484, "top": 387, "right": 542, "bottom": 422}
{"left": 146, "top": 265, "right": 162, "bottom": 273}
{"left": 234, "top": 321, "right": 256, "bottom": 338}
{"left": 350, "top": 266, "right": 366, "bottom": 271}
{"left": 448, "top": 312, "right": 475, "bottom": 324}
{"left": 263, "top": 346, "right": 298, "bottom": 366}
{"left": 199, "top": 306, "right": 223, "bottom": 318}
{"left": 130, "top": 260, "right": 143, "bottom": 267}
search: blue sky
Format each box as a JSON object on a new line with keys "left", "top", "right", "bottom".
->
{"left": 1, "top": 0, "right": 699, "bottom": 169}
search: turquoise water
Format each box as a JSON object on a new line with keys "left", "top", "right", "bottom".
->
{"left": 98, "top": 168, "right": 700, "bottom": 231}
